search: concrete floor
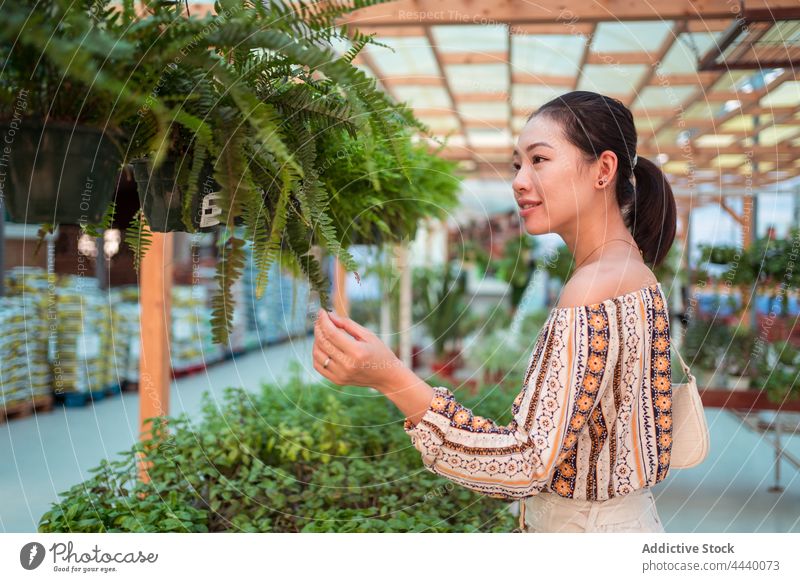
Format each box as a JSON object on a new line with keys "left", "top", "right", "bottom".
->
{"left": 1, "top": 333, "right": 798, "bottom": 533}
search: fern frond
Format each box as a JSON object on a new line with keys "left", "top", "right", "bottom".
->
{"left": 284, "top": 204, "right": 331, "bottom": 310}
{"left": 210, "top": 232, "right": 246, "bottom": 345}
{"left": 124, "top": 208, "right": 152, "bottom": 272}
{"left": 81, "top": 201, "right": 117, "bottom": 238}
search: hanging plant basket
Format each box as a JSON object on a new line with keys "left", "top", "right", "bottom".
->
{"left": 130, "top": 157, "right": 221, "bottom": 233}
{"left": 0, "top": 120, "right": 122, "bottom": 224}
{"left": 349, "top": 222, "right": 386, "bottom": 246}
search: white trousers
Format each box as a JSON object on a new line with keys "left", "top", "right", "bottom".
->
{"left": 520, "top": 487, "right": 665, "bottom": 533}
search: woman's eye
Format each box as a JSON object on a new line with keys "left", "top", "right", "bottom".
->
{"left": 531, "top": 155, "right": 545, "bottom": 164}
{"left": 511, "top": 162, "right": 521, "bottom": 172}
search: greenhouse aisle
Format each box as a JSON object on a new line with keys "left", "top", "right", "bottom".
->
{"left": 2, "top": 332, "right": 798, "bottom": 533}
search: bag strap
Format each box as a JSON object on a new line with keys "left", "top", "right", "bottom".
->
{"left": 670, "top": 341, "right": 693, "bottom": 377}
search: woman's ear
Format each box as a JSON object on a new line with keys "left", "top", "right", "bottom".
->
{"left": 595, "top": 150, "right": 618, "bottom": 186}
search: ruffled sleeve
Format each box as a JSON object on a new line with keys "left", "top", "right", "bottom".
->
{"left": 403, "top": 302, "right": 620, "bottom": 500}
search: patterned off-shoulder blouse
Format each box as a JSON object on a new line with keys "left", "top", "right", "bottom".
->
{"left": 403, "top": 282, "right": 672, "bottom": 502}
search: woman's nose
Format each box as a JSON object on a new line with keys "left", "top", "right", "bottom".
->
{"left": 512, "top": 170, "right": 532, "bottom": 196}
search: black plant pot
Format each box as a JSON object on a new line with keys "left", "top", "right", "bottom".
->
{"left": 0, "top": 120, "right": 122, "bottom": 224}
{"left": 130, "top": 158, "right": 221, "bottom": 233}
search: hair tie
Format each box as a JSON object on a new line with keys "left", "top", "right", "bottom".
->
{"left": 633, "top": 154, "right": 638, "bottom": 168}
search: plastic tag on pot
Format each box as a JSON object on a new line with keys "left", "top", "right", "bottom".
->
{"left": 200, "top": 192, "right": 223, "bottom": 228}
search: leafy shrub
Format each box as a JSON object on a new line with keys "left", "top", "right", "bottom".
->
{"left": 39, "top": 369, "right": 517, "bottom": 532}
{"left": 754, "top": 340, "right": 800, "bottom": 404}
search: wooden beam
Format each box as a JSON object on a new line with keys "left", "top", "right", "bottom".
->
{"left": 388, "top": 75, "right": 444, "bottom": 86}
{"left": 137, "top": 230, "right": 173, "bottom": 484}
{"left": 462, "top": 118, "right": 508, "bottom": 128}
{"left": 410, "top": 107, "right": 462, "bottom": 117}
{"left": 631, "top": 107, "right": 679, "bottom": 118}
{"left": 574, "top": 24, "right": 597, "bottom": 91}
{"left": 507, "top": 24, "right": 515, "bottom": 138}
{"left": 441, "top": 145, "right": 511, "bottom": 159}
{"left": 644, "top": 22, "right": 777, "bottom": 146}
{"left": 424, "top": 26, "right": 474, "bottom": 163}
{"left": 638, "top": 146, "right": 799, "bottom": 157}
{"left": 356, "top": 46, "right": 400, "bottom": 101}
{"left": 512, "top": 73, "right": 575, "bottom": 86}
{"left": 512, "top": 22, "right": 595, "bottom": 35}
{"left": 652, "top": 72, "right": 719, "bottom": 86}
{"left": 686, "top": 19, "right": 736, "bottom": 33}
{"left": 586, "top": 51, "right": 656, "bottom": 66}
{"left": 733, "top": 101, "right": 800, "bottom": 146}
{"left": 643, "top": 64, "right": 792, "bottom": 147}
{"left": 716, "top": 196, "right": 745, "bottom": 225}
{"left": 626, "top": 21, "right": 687, "bottom": 108}
{"left": 453, "top": 92, "right": 508, "bottom": 103}
{"left": 740, "top": 194, "right": 755, "bottom": 331}
{"left": 440, "top": 51, "right": 506, "bottom": 65}
{"left": 446, "top": 145, "right": 799, "bottom": 163}
{"left": 710, "top": 70, "right": 796, "bottom": 131}
{"left": 340, "top": 0, "right": 795, "bottom": 26}
{"left": 350, "top": 25, "right": 427, "bottom": 37}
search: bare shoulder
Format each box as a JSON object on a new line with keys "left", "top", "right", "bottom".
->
{"left": 556, "top": 260, "right": 658, "bottom": 309}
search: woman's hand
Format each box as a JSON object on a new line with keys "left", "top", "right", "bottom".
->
{"left": 312, "top": 309, "right": 403, "bottom": 391}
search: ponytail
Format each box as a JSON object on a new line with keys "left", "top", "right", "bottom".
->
{"left": 625, "top": 155, "right": 676, "bottom": 268}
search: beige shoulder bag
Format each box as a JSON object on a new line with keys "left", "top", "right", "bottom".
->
{"left": 669, "top": 343, "right": 710, "bottom": 469}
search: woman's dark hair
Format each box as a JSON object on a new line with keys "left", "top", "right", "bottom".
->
{"left": 529, "top": 90, "right": 676, "bottom": 268}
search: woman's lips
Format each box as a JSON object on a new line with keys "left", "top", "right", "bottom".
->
{"left": 518, "top": 201, "right": 542, "bottom": 217}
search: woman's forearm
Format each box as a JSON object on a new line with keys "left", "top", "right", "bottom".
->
{"left": 376, "top": 364, "right": 435, "bottom": 428}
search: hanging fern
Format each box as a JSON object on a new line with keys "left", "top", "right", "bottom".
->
{"left": 284, "top": 203, "right": 331, "bottom": 310}
{"left": 252, "top": 165, "right": 292, "bottom": 300}
{"left": 5, "top": 0, "right": 457, "bottom": 344}
{"left": 123, "top": 209, "right": 153, "bottom": 272}
{"left": 210, "top": 232, "right": 247, "bottom": 345}
{"left": 81, "top": 201, "right": 117, "bottom": 238}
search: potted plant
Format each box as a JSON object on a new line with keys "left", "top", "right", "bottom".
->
{"left": 465, "top": 308, "right": 549, "bottom": 384}
{"left": 6, "top": 0, "right": 463, "bottom": 346}
{"left": 753, "top": 340, "right": 800, "bottom": 405}
{"left": 721, "top": 326, "right": 757, "bottom": 390}
{"left": 413, "top": 263, "right": 474, "bottom": 376}
{"left": 698, "top": 243, "right": 739, "bottom": 266}
{"left": 318, "top": 130, "right": 461, "bottom": 248}
{"left": 543, "top": 244, "right": 575, "bottom": 285}
{"left": 465, "top": 241, "right": 492, "bottom": 278}
{"left": 0, "top": 0, "right": 139, "bottom": 226}
{"left": 122, "top": 1, "right": 459, "bottom": 344}
{"left": 493, "top": 234, "right": 537, "bottom": 312}
{"left": 682, "top": 318, "right": 732, "bottom": 388}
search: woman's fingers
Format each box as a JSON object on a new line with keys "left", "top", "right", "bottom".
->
{"left": 314, "top": 316, "right": 349, "bottom": 368}
{"left": 312, "top": 341, "right": 337, "bottom": 375}
{"left": 326, "top": 310, "right": 374, "bottom": 341}
{"left": 317, "top": 310, "right": 359, "bottom": 354}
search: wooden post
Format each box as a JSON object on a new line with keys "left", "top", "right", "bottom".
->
{"left": 380, "top": 245, "right": 393, "bottom": 348}
{"left": 397, "top": 241, "right": 412, "bottom": 368}
{"left": 333, "top": 255, "right": 349, "bottom": 317}
{"left": 740, "top": 194, "right": 755, "bottom": 329}
{"left": 138, "top": 229, "right": 173, "bottom": 484}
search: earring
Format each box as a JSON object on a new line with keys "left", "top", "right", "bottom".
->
{"left": 598, "top": 179, "right": 605, "bottom": 186}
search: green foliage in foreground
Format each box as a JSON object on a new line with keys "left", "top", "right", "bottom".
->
{"left": 39, "top": 368, "right": 517, "bottom": 532}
